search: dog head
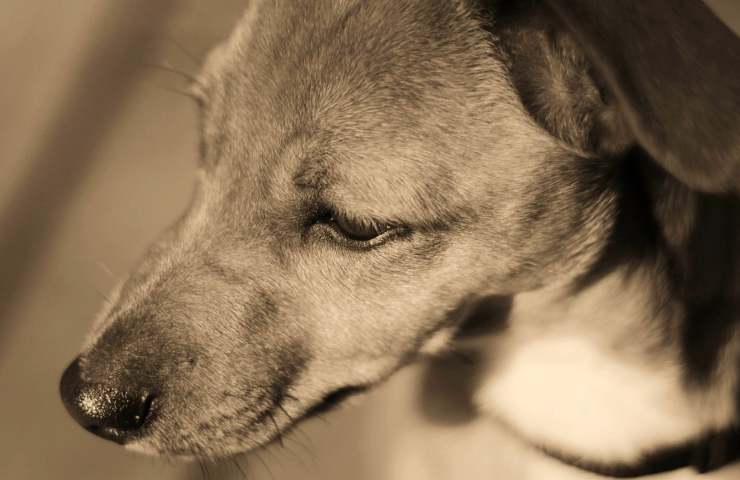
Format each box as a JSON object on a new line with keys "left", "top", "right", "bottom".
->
{"left": 60, "top": 0, "right": 740, "bottom": 460}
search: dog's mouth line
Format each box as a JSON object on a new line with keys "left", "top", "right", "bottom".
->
{"left": 264, "top": 384, "right": 369, "bottom": 443}
{"left": 157, "top": 384, "right": 371, "bottom": 460}
{"left": 222, "top": 384, "right": 375, "bottom": 458}
{"left": 303, "top": 385, "right": 369, "bottom": 417}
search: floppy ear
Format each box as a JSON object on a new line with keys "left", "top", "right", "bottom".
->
{"left": 543, "top": 0, "right": 740, "bottom": 193}
{"left": 489, "top": 0, "right": 740, "bottom": 193}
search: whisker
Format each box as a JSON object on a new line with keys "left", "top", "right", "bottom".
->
{"left": 253, "top": 451, "right": 275, "bottom": 480}
{"left": 274, "top": 408, "right": 317, "bottom": 462}
{"left": 95, "top": 260, "right": 115, "bottom": 278}
{"left": 259, "top": 445, "right": 284, "bottom": 469}
{"left": 285, "top": 430, "right": 316, "bottom": 466}
{"left": 267, "top": 411, "right": 284, "bottom": 447}
{"left": 164, "top": 33, "right": 203, "bottom": 66}
{"left": 197, "top": 459, "right": 210, "bottom": 480}
{"left": 276, "top": 441, "right": 306, "bottom": 470}
{"left": 276, "top": 404, "right": 295, "bottom": 423}
{"left": 232, "top": 457, "right": 248, "bottom": 479}
{"left": 93, "top": 287, "right": 111, "bottom": 302}
{"left": 150, "top": 84, "right": 203, "bottom": 104}
{"left": 292, "top": 424, "right": 315, "bottom": 451}
{"left": 190, "top": 445, "right": 213, "bottom": 480}
{"left": 142, "top": 62, "right": 199, "bottom": 84}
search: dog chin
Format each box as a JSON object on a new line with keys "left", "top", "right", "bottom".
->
{"left": 123, "top": 428, "right": 266, "bottom": 460}
{"left": 124, "top": 441, "right": 165, "bottom": 457}
{"left": 127, "top": 439, "right": 261, "bottom": 461}
{"left": 124, "top": 388, "right": 369, "bottom": 460}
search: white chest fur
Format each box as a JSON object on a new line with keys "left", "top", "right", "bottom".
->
{"left": 473, "top": 274, "right": 712, "bottom": 465}
{"left": 476, "top": 334, "right": 704, "bottom": 464}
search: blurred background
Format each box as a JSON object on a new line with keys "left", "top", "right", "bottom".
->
{"left": 1, "top": 1, "right": 739, "bottom": 479}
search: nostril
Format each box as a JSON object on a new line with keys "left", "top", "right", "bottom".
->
{"left": 76, "top": 385, "right": 153, "bottom": 431}
{"left": 132, "top": 392, "right": 154, "bottom": 429}
{"left": 59, "top": 357, "right": 154, "bottom": 444}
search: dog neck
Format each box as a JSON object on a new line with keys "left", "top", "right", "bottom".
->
{"left": 472, "top": 158, "right": 740, "bottom": 473}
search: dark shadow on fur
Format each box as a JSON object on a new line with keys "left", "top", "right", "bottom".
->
{"left": 417, "top": 295, "right": 512, "bottom": 425}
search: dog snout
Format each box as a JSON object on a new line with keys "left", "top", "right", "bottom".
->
{"left": 59, "top": 357, "right": 154, "bottom": 444}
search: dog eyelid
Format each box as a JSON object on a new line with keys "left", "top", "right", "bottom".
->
{"left": 331, "top": 213, "right": 396, "bottom": 241}
{"left": 312, "top": 207, "right": 408, "bottom": 248}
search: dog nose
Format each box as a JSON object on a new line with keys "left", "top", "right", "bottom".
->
{"left": 59, "top": 357, "right": 153, "bottom": 444}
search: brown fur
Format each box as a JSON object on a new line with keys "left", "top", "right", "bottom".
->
{"left": 62, "top": 0, "right": 740, "bottom": 473}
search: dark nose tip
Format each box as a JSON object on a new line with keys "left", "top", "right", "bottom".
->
{"left": 59, "top": 357, "right": 153, "bottom": 444}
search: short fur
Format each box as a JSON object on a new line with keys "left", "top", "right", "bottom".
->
{"left": 64, "top": 0, "right": 740, "bottom": 476}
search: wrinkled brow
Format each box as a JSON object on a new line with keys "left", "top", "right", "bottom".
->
{"left": 291, "top": 155, "right": 468, "bottom": 230}
{"left": 292, "top": 155, "right": 333, "bottom": 191}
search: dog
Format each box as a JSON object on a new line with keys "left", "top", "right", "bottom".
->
{"left": 60, "top": 0, "right": 740, "bottom": 477}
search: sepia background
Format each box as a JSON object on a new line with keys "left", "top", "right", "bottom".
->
{"left": 1, "top": 1, "right": 739, "bottom": 479}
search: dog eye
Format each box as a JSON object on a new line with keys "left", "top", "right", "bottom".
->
{"left": 332, "top": 214, "right": 395, "bottom": 242}
{"left": 313, "top": 208, "right": 406, "bottom": 248}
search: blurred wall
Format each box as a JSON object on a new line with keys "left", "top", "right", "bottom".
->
{"left": 1, "top": 2, "right": 739, "bottom": 480}
{"left": 0, "top": 2, "right": 243, "bottom": 479}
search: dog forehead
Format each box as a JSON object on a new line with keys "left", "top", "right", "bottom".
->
{"left": 200, "top": 0, "right": 505, "bottom": 139}
{"left": 196, "top": 0, "right": 515, "bottom": 219}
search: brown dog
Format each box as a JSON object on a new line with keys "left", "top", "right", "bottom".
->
{"left": 60, "top": 0, "right": 740, "bottom": 477}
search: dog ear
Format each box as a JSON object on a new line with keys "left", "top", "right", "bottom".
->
{"left": 491, "top": 0, "right": 740, "bottom": 193}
